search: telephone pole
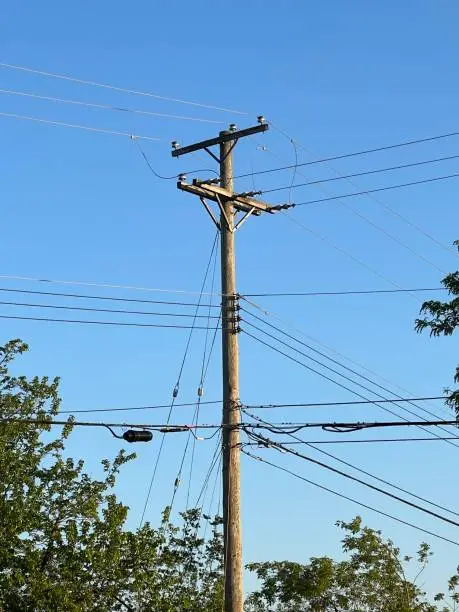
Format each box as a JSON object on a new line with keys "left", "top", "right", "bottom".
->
{"left": 171, "top": 119, "right": 289, "bottom": 612}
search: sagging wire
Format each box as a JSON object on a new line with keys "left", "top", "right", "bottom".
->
{"left": 139, "top": 231, "right": 219, "bottom": 527}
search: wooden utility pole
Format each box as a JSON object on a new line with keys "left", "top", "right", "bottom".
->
{"left": 171, "top": 119, "right": 289, "bottom": 612}
{"left": 219, "top": 132, "right": 243, "bottom": 611}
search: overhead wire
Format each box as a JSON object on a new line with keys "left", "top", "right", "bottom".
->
{"left": 0, "top": 62, "right": 248, "bottom": 114}
{"left": 292, "top": 173, "right": 459, "bottom": 207}
{"left": 245, "top": 396, "right": 447, "bottom": 409}
{"left": 134, "top": 138, "right": 219, "bottom": 181}
{"left": 242, "top": 448, "right": 459, "bottom": 547}
{"left": 240, "top": 297, "right": 454, "bottom": 419}
{"left": 245, "top": 429, "right": 459, "bottom": 525}
{"left": 185, "top": 235, "right": 220, "bottom": 510}
{"left": 0, "top": 87, "right": 226, "bottom": 124}
{"left": 255, "top": 144, "right": 447, "bottom": 274}
{"left": 275, "top": 128, "right": 456, "bottom": 257}
{"left": 0, "top": 286, "right": 221, "bottom": 308}
{"left": 280, "top": 210, "right": 433, "bottom": 298}
{"left": 242, "top": 287, "right": 445, "bottom": 297}
{"left": 260, "top": 154, "right": 459, "bottom": 194}
{"left": 241, "top": 307, "right": 453, "bottom": 426}
{"left": 0, "top": 274, "right": 224, "bottom": 296}
{"left": 60, "top": 400, "right": 222, "bottom": 415}
{"left": 0, "top": 111, "right": 161, "bottom": 140}
{"left": 0, "top": 299, "right": 221, "bottom": 319}
{"left": 0, "top": 313, "right": 220, "bottom": 330}
{"left": 233, "top": 129, "right": 459, "bottom": 179}
{"left": 244, "top": 436, "right": 459, "bottom": 444}
{"left": 139, "top": 231, "right": 219, "bottom": 526}
{"left": 242, "top": 411, "right": 459, "bottom": 519}
{"left": 241, "top": 327, "right": 459, "bottom": 445}
{"left": 2, "top": 416, "right": 458, "bottom": 431}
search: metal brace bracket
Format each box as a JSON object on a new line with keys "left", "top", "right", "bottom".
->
{"left": 221, "top": 139, "right": 238, "bottom": 163}
{"left": 234, "top": 207, "right": 256, "bottom": 231}
{"left": 215, "top": 192, "right": 233, "bottom": 232}
{"left": 199, "top": 197, "right": 221, "bottom": 231}
{"left": 203, "top": 147, "right": 221, "bottom": 164}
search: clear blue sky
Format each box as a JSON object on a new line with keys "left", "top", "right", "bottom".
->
{"left": 2, "top": 0, "right": 459, "bottom": 598}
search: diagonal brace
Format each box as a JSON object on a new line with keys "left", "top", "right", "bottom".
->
{"left": 199, "top": 197, "right": 221, "bottom": 230}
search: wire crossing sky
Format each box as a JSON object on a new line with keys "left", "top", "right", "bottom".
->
{"left": 2, "top": 0, "right": 459, "bottom": 600}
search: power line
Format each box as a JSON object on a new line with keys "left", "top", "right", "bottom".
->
{"left": 0, "top": 299, "right": 221, "bottom": 319}
{"left": 241, "top": 308, "right": 450, "bottom": 424}
{"left": 0, "top": 62, "right": 248, "bottom": 115}
{"left": 241, "top": 317, "right": 444, "bottom": 422}
{"left": 59, "top": 399, "right": 222, "bottom": 415}
{"left": 256, "top": 143, "right": 448, "bottom": 274}
{"left": 246, "top": 430, "right": 459, "bottom": 527}
{"left": 241, "top": 287, "right": 445, "bottom": 298}
{"left": 281, "top": 211, "right": 420, "bottom": 295}
{"left": 0, "top": 111, "right": 161, "bottom": 140}
{"left": 0, "top": 286, "right": 221, "bottom": 308}
{"left": 140, "top": 231, "right": 219, "bottom": 526}
{"left": 240, "top": 297, "right": 454, "bottom": 421}
{"left": 261, "top": 154, "right": 459, "bottom": 194}
{"left": 2, "top": 417, "right": 458, "bottom": 432}
{"left": 242, "top": 449, "right": 459, "bottom": 547}
{"left": 293, "top": 172, "right": 459, "bottom": 207}
{"left": 134, "top": 138, "right": 218, "bottom": 181}
{"left": 234, "top": 129, "right": 459, "bottom": 179}
{"left": 288, "top": 138, "right": 457, "bottom": 258}
{"left": 0, "top": 88, "right": 226, "bottom": 124}
{"left": 186, "top": 235, "right": 220, "bottom": 509}
{"left": 244, "top": 436, "right": 459, "bottom": 444}
{"left": 245, "top": 396, "right": 447, "bottom": 409}
{"left": 0, "top": 314, "right": 221, "bottom": 330}
{"left": 243, "top": 412, "right": 459, "bottom": 519}
{"left": 241, "top": 328, "right": 459, "bottom": 444}
{"left": 0, "top": 283, "right": 443, "bottom": 302}
{"left": 0, "top": 275, "right": 224, "bottom": 296}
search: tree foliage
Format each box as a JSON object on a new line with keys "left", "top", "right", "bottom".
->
{"left": 0, "top": 339, "right": 223, "bottom": 611}
{"left": 2, "top": 337, "right": 459, "bottom": 611}
{"left": 415, "top": 241, "right": 459, "bottom": 415}
{"left": 245, "top": 517, "right": 459, "bottom": 611}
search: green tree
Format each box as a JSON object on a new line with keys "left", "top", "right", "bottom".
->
{"left": 0, "top": 339, "right": 223, "bottom": 611}
{"left": 245, "top": 517, "right": 459, "bottom": 611}
{"left": 415, "top": 241, "right": 459, "bottom": 416}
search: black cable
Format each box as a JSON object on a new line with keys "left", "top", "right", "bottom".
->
{"left": 234, "top": 130, "right": 459, "bottom": 179}
{"left": 0, "top": 314, "right": 220, "bottom": 330}
{"left": 140, "top": 232, "right": 219, "bottom": 526}
{"left": 242, "top": 448, "right": 459, "bottom": 547}
{"left": 241, "top": 323, "right": 459, "bottom": 445}
{"left": 186, "top": 236, "right": 220, "bottom": 510}
{"left": 244, "top": 436, "right": 459, "bottom": 445}
{"left": 202, "top": 451, "right": 222, "bottom": 542}
{"left": 135, "top": 138, "right": 219, "bottom": 180}
{"left": 3, "top": 417, "right": 458, "bottom": 431}
{"left": 245, "top": 396, "right": 447, "bottom": 409}
{"left": 195, "top": 433, "right": 223, "bottom": 508}
{"left": 287, "top": 138, "right": 298, "bottom": 204}
{"left": 60, "top": 399, "right": 222, "bottom": 415}
{"left": 0, "top": 300, "right": 220, "bottom": 319}
{"left": 261, "top": 153, "right": 459, "bottom": 194}
{"left": 241, "top": 308, "right": 451, "bottom": 424}
{"left": 243, "top": 411, "right": 459, "bottom": 518}
{"left": 293, "top": 173, "right": 459, "bottom": 207}
{"left": 247, "top": 430, "right": 459, "bottom": 527}
{"left": 0, "top": 286, "right": 221, "bottom": 308}
{"left": 241, "top": 287, "right": 445, "bottom": 298}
